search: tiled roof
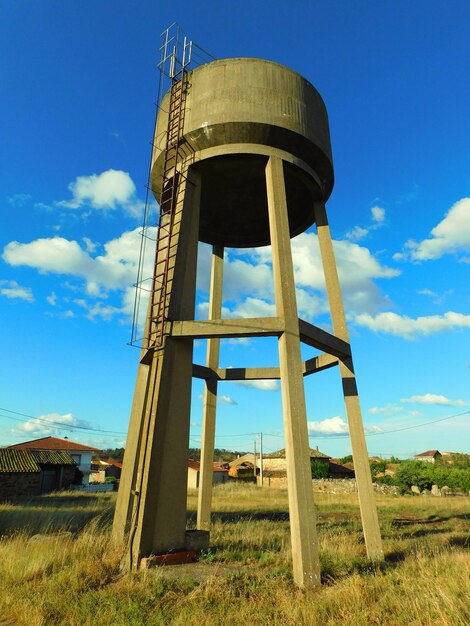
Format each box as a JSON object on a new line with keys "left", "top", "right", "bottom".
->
{"left": 102, "top": 459, "right": 123, "bottom": 468}
{"left": 415, "top": 450, "right": 440, "bottom": 457}
{"left": 0, "top": 449, "right": 76, "bottom": 473}
{"left": 187, "top": 460, "right": 228, "bottom": 473}
{"left": 229, "top": 453, "right": 255, "bottom": 467}
{"left": 0, "top": 449, "right": 41, "bottom": 473}
{"left": 34, "top": 451, "right": 76, "bottom": 466}
{"left": 8, "top": 436, "right": 100, "bottom": 452}
{"left": 265, "top": 448, "right": 331, "bottom": 460}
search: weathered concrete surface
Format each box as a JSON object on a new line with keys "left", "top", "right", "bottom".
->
{"left": 151, "top": 58, "right": 334, "bottom": 247}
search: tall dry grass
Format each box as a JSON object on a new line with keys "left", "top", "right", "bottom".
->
{"left": 0, "top": 485, "right": 468, "bottom": 625}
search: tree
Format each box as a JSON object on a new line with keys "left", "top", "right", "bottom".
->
{"left": 311, "top": 460, "right": 329, "bottom": 479}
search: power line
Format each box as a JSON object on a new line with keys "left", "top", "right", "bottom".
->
{"left": 195, "top": 410, "right": 469, "bottom": 443}
{"left": 0, "top": 407, "right": 127, "bottom": 436}
{"left": 307, "top": 410, "right": 470, "bottom": 440}
{"left": 1, "top": 404, "right": 467, "bottom": 445}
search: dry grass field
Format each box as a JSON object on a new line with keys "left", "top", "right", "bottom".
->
{"left": 0, "top": 485, "right": 468, "bottom": 626}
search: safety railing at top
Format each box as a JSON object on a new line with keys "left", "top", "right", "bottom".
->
{"left": 129, "top": 24, "right": 216, "bottom": 348}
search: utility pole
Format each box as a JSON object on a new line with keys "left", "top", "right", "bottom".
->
{"left": 259, "top": 432, "right": 264, "bottom": 487}
{"left": 254, "top": 438, "right": 257, "bottom": 484}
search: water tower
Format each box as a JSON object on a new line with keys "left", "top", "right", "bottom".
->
{"left": 113, "top": 29, "right": 383, "bottom": 589}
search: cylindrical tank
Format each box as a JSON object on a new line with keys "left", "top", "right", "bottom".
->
{"left": 151, "top": 58, "right": 334, "bottom": 248}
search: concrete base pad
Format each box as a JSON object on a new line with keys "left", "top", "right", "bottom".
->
{"left": 185, "top": 529, "right": 210, "bottom": 551}
{"left": 140, "top": 550, "right": 197, "bottom": 569}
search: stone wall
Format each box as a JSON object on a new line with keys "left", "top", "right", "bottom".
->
{"left": 0, "top": 472, "right": 41, "bottom": 499}
{"left": 261, "top": 477, "right": 399, "bottom": 494}
{"left": 413, "top": 484, "right": 469, "bottom": 497}
{"left": 312, "top": 479, "right": 398, "bottom": 494}
{"left": 263, "top": 458, "right": 288, "bottom": 472}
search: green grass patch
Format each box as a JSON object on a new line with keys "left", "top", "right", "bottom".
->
{"left": 0, "top": 486, "right": 468, "bottom": 625}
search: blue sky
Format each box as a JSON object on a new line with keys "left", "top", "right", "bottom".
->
{"left": 1, "top": 1, "right": 469, "bottom": 458}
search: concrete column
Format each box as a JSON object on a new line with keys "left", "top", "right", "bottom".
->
{"left": 266, "top": 156, "right": 321, "bottom": 590}
{"left": 313, "top": 201, "right": 383, "bottom": 562}
{"left": 113, "top": 167, "right": 201, "bottom": 568}
{"left": 113, "top": 207, "right": 174, "bottom": 543}
{"left": 112, "top": 359, "right": 151, "bottom": 540}
{"left": 197, "top": 245, "right": 224, "bottom": 530}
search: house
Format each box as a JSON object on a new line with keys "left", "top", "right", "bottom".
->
{"left": 228, "top": 453, "right": 257, "bottom": 478}
{"left": 262, "top": 448, "right": 331, "bottom": 473}
{"left": 89, "top": 459, "right": 108, "bottom": 483}
{"left": 187, "top": 460, "right": 229, "bottom": 488}
{"left": 103, "top": 459, "right": 122, "bottom": 479}
{"left": 414, "top": 450, "right": 442, "bottom": 463}
{"left": 328, "top": 461, "right": 355, "bottom": 478}
{"left": 89, "top": 459, "right": 123, "bottom": 483}
{"left": 0, "top": 448, "right": 77, "bottom": 498}
{"left": 8, "top": 436, "right": 100, "bottom": 485}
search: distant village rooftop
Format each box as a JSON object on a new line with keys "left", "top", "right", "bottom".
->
{"left": 0, "top": 448, "right": 76, "bottom": 473}
{"left": 8, "top": 436, "right": 100, "bottom": 452}
{"left": 264, "top": 448, "right": 331, "bottom": 460}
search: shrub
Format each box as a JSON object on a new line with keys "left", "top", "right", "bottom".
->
{"left": 311, "top": 460, "right": 329, "bottom": 479}
{"left": 394, "top": 461, "right": 470, "bottom": 493}
{"left": 370, "top": 460, "right": 387, "bottom": 479}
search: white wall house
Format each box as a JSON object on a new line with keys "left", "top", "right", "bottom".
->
{"left": 8, "top": 436, "right": 100, "bottom": 485}
{"left": 187, "top": 460, "right": 229, "bottom": 488}
{"left": 414, "top": 450, "right": 442, "bottom": 463}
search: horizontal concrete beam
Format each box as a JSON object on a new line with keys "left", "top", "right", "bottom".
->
{"left": 192, "top": 364, "right": 280, "bottom": 381}
{"left": 193, "top": 356, "right": 339, "bottom": 380}
{"left": 170, "top": 317, "right": 284, "bottom": 340}
{"left": 218, "top": 366, "right": 280, "bottom": 380}
{"left": 303, "top": 353, "right": 339, "bottom": 376}
{"left": 298, "top": 318, "right": 351, "bottom": 358}
{"left": 192, "top": 364, "right": 215, "bottom": 380}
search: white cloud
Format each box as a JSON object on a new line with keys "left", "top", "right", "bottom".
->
{"left": 0, "top": 280, "right": 34, "bottom": 303}
{"left": 345, "top": 225, "right": 369, "bottom": 242}
{"left": 83, "top": 237, "right": 98, "bottom": 253}
{"left": 345, "top": 206, "right": 386, "bottom": 241}
{"left": 225, "top": 257, "right": 273, "bottom": 301}
{"left": 355, "top": 311, "right": 470, "bottom": 339}
{"left": 368, "top": 404, "right": 404, "bottom": 415}
{"left": 418, "top": 288, "right": 437, "bottom": 298}
{"left": 218, "top": 395, "right": 238, "bottom": 405}
{"left": 235, "top": 233, "right": 399, "bottom": 319}
{"left": 58, "top": 169, "right": 145, "bottom": 217}
{"left": 197, "top": 394, "right": 238, "bottom": 405}
{"left": 371, "top": 206, "right": 386, "bottom": 223}
{"left": 7, "top": 193, "right": 32, "bottom": 207}
{"left": 46, "top": 292, "right": 57, "bottom": 306}
{"left": 418, "top": 288, "right": 452, "bottom": 305}
{"left": 12, "top": 412, "right": 92, "bottom": 438}
{"left": 401, "top": 394, "right": 468, "bottom": 407}
{"left": 2, "top": 218, "right": 399, "bottom": 328}
{"left": 3, "top": 237, "right": 93, "bottom": 277}
{"left": 3, "top": 227, "right": 148, "bottom": 295}
{"left": 2, "top": 227, "right": 157, "bottom": 322}
{"left": 234, "top": 379, "right": 279, "bottom": 391}
{"left": 308, "top": 416, "right": 349, "bottom": 435}
{"left": 397, "top": 198, "right": 470, "bottom": 261}
{"left": 231, "top": 297, "right": 276, "bottom": 319}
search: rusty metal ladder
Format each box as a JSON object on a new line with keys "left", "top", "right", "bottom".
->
{"left": 148, "top": 72, "right": 187, "bottom": 348}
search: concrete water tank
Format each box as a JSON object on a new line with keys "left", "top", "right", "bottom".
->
{"left": 151, "top": 58, "right": 334, "bottom": 247}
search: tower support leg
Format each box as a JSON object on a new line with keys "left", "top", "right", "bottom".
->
{"left": 113, "top": 168, "right": 201, "bottom": 568}
{"left": 314, "top": 201, "right": 384, "bottom": 561}
{"left": 266, "top": 156, "right": 321, "bottom": 590}
{"left": 197, "top": 245, "right": 224, "bottom": 530}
